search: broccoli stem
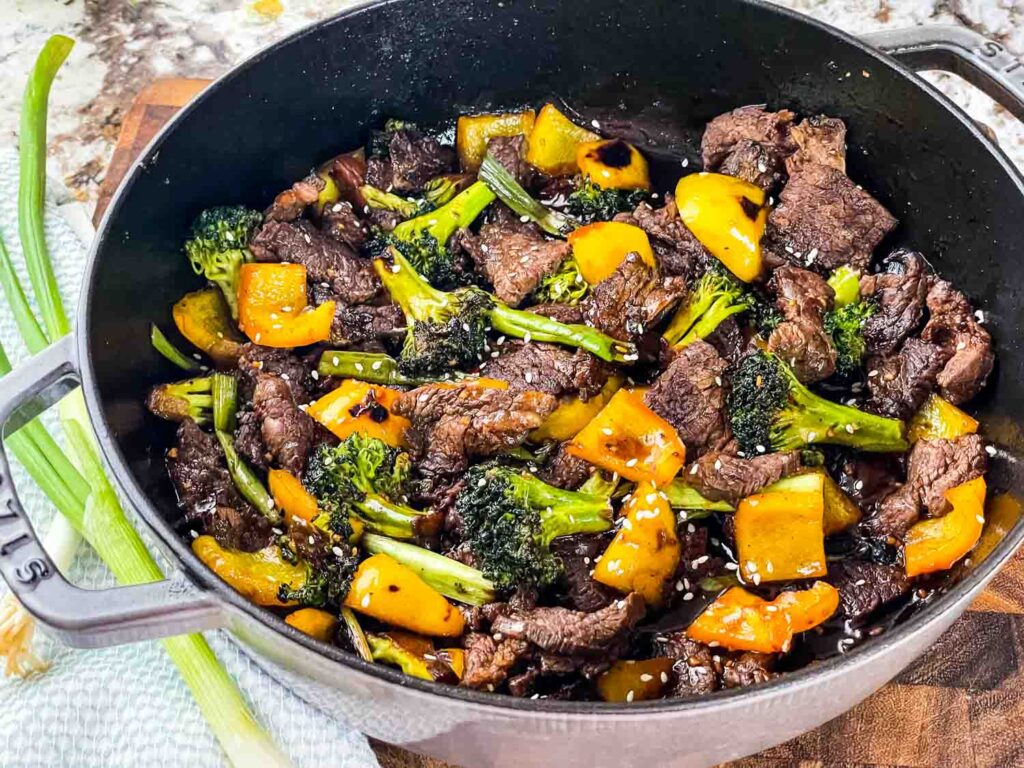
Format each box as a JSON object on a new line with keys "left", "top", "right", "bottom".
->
{"left": 479, "top": 153, "right": 576, "bottom": 236}
{"left": 211, "top": 372, "right": 238, "bottom": 433}
{"left": 379, "top": 246, "right": 451, "bottom": 322}
{"left": 317, "top": 350, "right": 421, "bottom": 386}
{"left": 489, "top": 301, "right": 636, "bottom": 363}
{"left": 354, "top": 493, "right": 427, "bottom": 540}
{"left": 662, "top": 291, "right": 718, "bottom": 346}
{"left": 392, "top": 180, "right": 495, "bottom": 246}
{"left": 778, "top": 381, "right": 908, "bottom": 452}
{"left": 362, "top": 533, "right": 497, "bottom": 605}
{"left": 360, "top": 185, "right": 422, "bottom": 218}
{"left": 151, "top": 323, "right": 202, "bottom": 372}
{"left": 512, "top": 472, "right": 613, "bottom": 544}
{"left": 673, "top": 295, "right": 749, "bottom": 349}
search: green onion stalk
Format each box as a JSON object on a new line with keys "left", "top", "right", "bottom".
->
{"left": 1, "top": 35, "right": 292, "bottom": 767}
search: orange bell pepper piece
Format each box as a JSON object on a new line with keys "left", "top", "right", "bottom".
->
{"left": 237, "top": 262, "right": 334, "bottom": 348}
{"left": 687, "top": 581, "right": 839, "bottom": 653}
{"left": 905, "top": 476, "right": 987, "bottom": 577}
{"left": 594, "top": 481, "right": 680, "bottom": 606}
{"left": 576, "top": 139, "right": 651, "bottom": 191}
{"left": 285, "top": 607, "right": 338, "bottom": 642}
{"left": 191, "top": 535, "right": 305, "bottom": 606}
{"left": 596, "top": 658, "right": 674, "bottom": 702}
{"left": 531, "top": 376, "right": 623, "bottom": 443}
{"left": 344, "top": 554, "right": 465, "bottom": 637}
{"left": 567, "top": 389, "right": 685, "bottom": 486}
{"left": 907, "top": 393, "right": 979, "bottom": 443}
{"left": 268, "top": 468, "right": 319, "bottom": 524}
{"left": 172, "top": 287, "right": 245, "bottom": 365}
{"left": 457, "top": 110, "right": 537, "bottom": 171}
{"left": 525, "top": 103, "right": 600, "bottom": 176}
{"left": 674, "top": 172, "right": 767, "bottom": 283}
{"left": 567, "top": 221, "right": 656, "bottom": 285}
{"left": 734, "top": 475, "right": 827, "bottom": 583}
{"left": 308, "top": 379, "right": 410, "bottom": 448}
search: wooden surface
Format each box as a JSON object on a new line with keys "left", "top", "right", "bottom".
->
{"left": 98, "top": 78, "right": 1024, "bottom": 768}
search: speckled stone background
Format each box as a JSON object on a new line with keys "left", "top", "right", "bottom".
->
{"left": 1, "top": 0, "right": 1024, "bottom": 208}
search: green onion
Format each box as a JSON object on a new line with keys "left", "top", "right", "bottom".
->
{"left": 479, "top": 152, "right": 577, "bottom": 236}
{"left": 317, "top": 350, "right": 419, "bottom": 386}
{"left": 340, "top": 607, "right": 372, "bottom": 662}
{"left": 664, "top": 479, "right": 734, "bottom": 512}
{"left": 151, "top": 324, "right": 201, "bottom": 372}
{"left": 6, "top": 36, "right": 292, "bottom": 767}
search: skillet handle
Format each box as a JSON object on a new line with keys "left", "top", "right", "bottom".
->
{"left": 863, "top": 25, "right": 1024, "bottom": 123}
{"left": 0, "top": 335, "right": 225, "bottom": 648}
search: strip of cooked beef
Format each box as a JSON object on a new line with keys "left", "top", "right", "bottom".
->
{"left": 766, "top": 164, "right": 897, "bottom": 274}
{"left": 785, "top": 115, "right": 847, "bottom": 175}
{"left": 523, "top": 302, "right": 585, "bottom": 325}
{"left": 721, "top": 652, "right": 777, "bottom": 688}
{"left": 252, "top": 374, "right": 320, "bottom": 475}
{"left": 653, "top": 632, "right": 719, "bottom": 697}
{"left": 167, "top": 420, "right": 273, "bottom": 551}
{"left": 766, "top": 265, "right": 836, "bottom": 383}
{"left": 920, "top": 278, "right": 994, "bottom": 405}
{"left": 675, "top": 524, "right": 723, "bottom": 581}
{"left": 461, "top": 632, "right": 530, "bottom": 691}
{"left": 264, "top": 172, "right": 325, "bottom": 222}
{"left": 831, "top": 452, "right": 905, "bottom": 514}
{"left": 717, "top": 139, "right": 785, "bottom": 192}
{"left": 703, "top": 315, "right": 757, "bottom": 365}
{"left": 319, "top": 200, "right": 368, "bottom": 251}
{"left": 233, "top": 409, "right": 266, "bottom": 470}
{"left": 327, "top": 301, "right": 405, "bottom": 347}
{"left": 644, "top": 340, "right": 730, "bottom": 457}
{"left": 482, "top": 341, "right": 610, "bottom": 400}
{"left": 686, "top": 449, "right": 802, "bottom": 503}
{"left": 829, "top": 559, "right": 911, "bottom": 624}
{"left": 582, "top": 253, "right": 686, "bottom": 343}
{"left": 469, "top": 205, "right": 570, "bottom": 306}
{"left": 537, "top": 443, "right": 593, "bottom": 491}
{"left": 550, "top": 533, "right": 619, "bottom": 613}
{"left": 393, "top": 382, "right": 557, "bottom": 477}
{"left": 865, "top": 337, "right": 947, "bottom": 420}
{"left": 329, "top": 152, "right": 368, "bottom": 211}
{"left": 486, "top": 134, "right": 535, "bottom": 187}
{"left": 862, "top": 434, "right": 987, "bottom": 537}
{"left": 615, "top": 195, "right": 711, "bottom": 279}
{"left": 490, "top": 593, "right": 645, "bottom": 657}
{"left": 365, "top": 126, "right": 456, "bottom": 194}
{"left": 249, "top": 219, "right": 381, "bottom": 305}
{"left": 237, "top": 343, "right": 314, "bottom": 403}
{"left": 860, "top": 249, "right": 929, "bottom": 356}
{"left": 701, "top": 105, "right": 796, "bottom": 170}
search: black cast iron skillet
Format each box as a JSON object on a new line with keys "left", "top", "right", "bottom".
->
{"left": 1, "top": 0, "right": 1024, "bottom": 741}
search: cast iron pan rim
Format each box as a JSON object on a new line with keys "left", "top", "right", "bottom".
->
{"left": 80, "top": 0, "right": 1024, "bottom": 717}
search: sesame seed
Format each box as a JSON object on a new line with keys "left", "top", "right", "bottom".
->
{"left": 807, "top": 431, "right": 817, "bottom": 442}
{"left": 626, "top": 690, "right": 635, "bottom": 703}
{"left": 332, "top": 546, "right": 345, "bottom": 558}
{"left": 525, "top": 372, "right": 534, "bottom": 384}
{"left": 602, "top": 427, "right": 614, "bottom": 436}
{"left": 690, "top": 464, "right": 699, "bottom": 475}
{"left": 714, "top": 376, "right": 722, "bottom": 386}
{"left": 361, "top": 595, "right": 371, "bottom": 608}
{"left": 977, "top": 515, "right": 986, "bottom": 524}
{"left": 660, "top": 672, "right": 669, "bottom": 684}
{"left": 332, "top": 356, "right": 340, "bottom": 366}
{"left": 752, "top": 573, "right": 762, "bottom": 585}
{"left": 683, "top": 592, "right": 694, "bottom": 601}
{"left": 681, "top": 158, "right": 689, "bottom": 168}
{"left": 675, "top": 580, "right": 685, "bottom": 592}
{"left": 523, "top": 332, "right": 532, "bottom": 343}
{"left": 956, "top": 341, "right": 967, "bottom": 351}
{"left": 625, "top": 458, "right": 638, "bottom": 467}
{"left": 755, "top": 444, "right": 766, "bottom": 454}
{"left": 391, "top": 264, "right": 401, "bottom": 273}
{"left": 725, "top": 562, "right": 738, "bottom": 571}
{"left": 985, "top": 445, "right": 997, "bottom": 456}
{"left": 355, "top": 363, "right": 364, "bottom": 372}
{"left": 845, "top": 423, "right": 855, "bottom": 434}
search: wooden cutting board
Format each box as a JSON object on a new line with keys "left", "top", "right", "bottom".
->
{"left": 96, "top": 78, "right": 1024, "bottom": 768}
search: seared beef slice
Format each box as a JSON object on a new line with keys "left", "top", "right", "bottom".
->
{"left": 766, "top": 265, "right": 837, "bottom": 383}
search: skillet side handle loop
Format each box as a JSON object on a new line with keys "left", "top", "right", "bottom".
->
{"left": 0, "top": 335, "right": 225, "bottom": 649}
{"left": 863, "top": 25, "right": 1024, "bottom": 124}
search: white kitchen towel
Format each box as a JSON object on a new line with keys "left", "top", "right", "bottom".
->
{"left": 0, "top": 147, "right": 379, "bottom": 768}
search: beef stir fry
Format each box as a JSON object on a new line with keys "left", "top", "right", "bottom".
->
{"left": 148, "top": 102, "right": 995, "bottom": 703}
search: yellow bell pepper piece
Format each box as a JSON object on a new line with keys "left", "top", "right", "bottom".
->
{"left": 687, "top": 581, "right": 839, "bottom": 653}
{"left": 237, "top": 263, "right": 334, "bottom": 348}
{"left": 567, "top": 389, "right": 686, "bottom": 487}
{"left": 344, "top": 554, "right": 465, "bottom": 637}
{"left": 907, "top": 393, "right": 979, "bottom": 443}
{"left": 972, "top": 493, "right": 1023, "bottom": 565}
{"left": 457, "top": 110, "right": 537, "bottom": 171}
{"left": 525, "top": 103, "right": 600, "bottom": 176}
{"left": 567, "top": 221, "right": 656, "bottom": 285}
{"left": 285, "top": 608, "right": 337, "bottom": 642}
{"left": 905, "top": 476, "right": 987, "bottom": 577}
{"left": 192, "top": 535, "right": 305, "bottom": 606}
{"left": 735, "top": 475, "right": 827, "bottom": 583}
{"left": 576, "top": 139, "right": 650, "bottom": 190}
{"left": 596, "top": 658, "right": 674, "bottom": 702}
{"left": 308, "top": 379, "right": 410, "bottom": 448}
{"left": 172, "top": 287, "right": 245, "bottom": 365}
{"left": 531, "top": 376, "right": 623, "bottom": 442}
{"left": 674, "top": 172, "right": 767, "bottom": 283}
{"left": 268, "top": 468, "right": 319, "bottom": 524}
{"left": 593, "top": 481, "right": 679, "bottom": 606}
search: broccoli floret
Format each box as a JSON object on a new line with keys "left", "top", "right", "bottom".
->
{"left": 146, "top": 377, "right": 213, "bottom": 424}
{"left": 304, "top": 435, "right": 437, "bottom": 540}
{"left": 385, "top": 180, "right": 496, "bottom": 287}
{"left": 827, "top": 266, "right": 862, "bottom": 307}
{"left": 824, "top": 300, "right": 877, "bottom": 376}
{"left": 376, "top": 247, "right": 635, "bottom": 376}
{"left": 278, "top": 543, "right": 359, "bottom": 610}
{"left": 662, "top": 269, "right": 750, "bottom": 349}
{"left": 422, "top": 175, "right": 466, "bottom": 208}
{"left": 360, "top": 185, "right": 427, "bottom": 219}
{"left": 184, "top": 205, "right": 262, "bottom": 319}
{"left": 566, "top": 179, "right": 649, "bottom": 224}
{"left": 454, "top": 463, "right": 613, "bottom": 590}
{"left": 728, "top": 351, "right": 908, "bottom": 454}
{"left": 362, "top": 533, "right": 497, "bottom": 605}
{"left": 746, "top": 289, "right": 783, "bottom": 336}
{"left": 531, "top": 256, "right": 589, "bottom": 305}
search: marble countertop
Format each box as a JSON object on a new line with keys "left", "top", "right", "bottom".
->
{"left": 1, "top": 0, "right": 1023, "bottom": 209}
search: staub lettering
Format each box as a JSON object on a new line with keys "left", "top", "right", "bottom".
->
{"left": 0, "top": 532, "right": 30, "bottom": 557}
{"left": 14, "top": 558, "right": 49, "bottom": 586}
